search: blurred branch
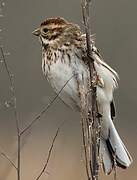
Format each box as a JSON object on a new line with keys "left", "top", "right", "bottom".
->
{"left": 0, "top": 149, "right": 17, "bottom": 170}
{"left": 20, "top": 75, "right": 74, "bottom": 136}
{"left": 0, "top": 46, "right": 21, "bottom": 180}
{"left": 0, "top": 2, "right": 21, "bottom": 179}
{"left": 0, "top": 130, "right": 32, "bottom": 180}
{"left": 35, "top": 122, "right": 64, "bottom": 180}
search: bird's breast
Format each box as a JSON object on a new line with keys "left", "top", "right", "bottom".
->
{"left": 41, "top": 48, "right": 116, "bottom": 110}
{"left": 42, "top": 49, "right": 88, "bottom": 109}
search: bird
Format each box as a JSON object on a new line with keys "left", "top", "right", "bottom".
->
{"left": 33, "top": 17, "right": 132, "bottom": 175}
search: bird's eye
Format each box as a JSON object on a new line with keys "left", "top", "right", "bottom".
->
{"left": 42, "top": 27, "right": 48, "bottom": 33}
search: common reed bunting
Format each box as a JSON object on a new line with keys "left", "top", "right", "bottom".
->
{"left": 33, "top": 17, "right": 132, "bottom": 174}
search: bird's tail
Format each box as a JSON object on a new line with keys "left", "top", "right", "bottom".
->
{"left": 100, "top": 120, "right": 133, "bottom": 175}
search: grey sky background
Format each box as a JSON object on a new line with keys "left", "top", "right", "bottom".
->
{"left": 0, "top": 0, "right": 137, "bottom": 179}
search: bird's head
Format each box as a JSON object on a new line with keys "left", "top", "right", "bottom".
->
{"left": 33, "top": 17, "right": 82, "bottom": 49}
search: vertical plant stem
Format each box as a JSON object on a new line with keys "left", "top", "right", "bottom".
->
{"left": 0, "top": 2, "right": 21, "bottom": 179}
{"left": 81, "top": 0, "right": 101, "bottom": 180}
{"left": 81, "top": 114, "right": 90, "bottom": 180}
{"left": 17, "top": 131, "right": 21, "bottom": 180}
{"left": 0, "top": 46, "right": 21, "bottom": 180}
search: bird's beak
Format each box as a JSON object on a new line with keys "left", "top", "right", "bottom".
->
{"left": 32, "top": 28, "right": 40, "bottom": 36}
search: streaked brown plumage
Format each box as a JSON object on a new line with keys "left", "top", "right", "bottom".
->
{"left": 33, "top": 17, "right": 132, "bottom": 175}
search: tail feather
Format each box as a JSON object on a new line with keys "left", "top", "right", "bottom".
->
{"left": 100, "top": 120, "right": 133, "bottom": 175}
{"left": 100, "top": 139, "right": 113, "bottom": 175}
{"left": 108, "top": 121, "right": 132, "bottom": 167}
{"left": 106, "top": 139, "right": 127, "bottom": 169}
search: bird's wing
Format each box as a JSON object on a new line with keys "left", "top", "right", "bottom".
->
{"left": 110, "top": 100, "right": 116, "bottom": 120}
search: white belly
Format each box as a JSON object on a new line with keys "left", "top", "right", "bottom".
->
{"left": 44, "top": 58, "right": 87, "bottom": 109}
{"left": 42, "top": 52, "right": 116, "bottom": 111}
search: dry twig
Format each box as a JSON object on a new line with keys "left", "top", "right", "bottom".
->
{"left": 81, "top": 0, "right": 101, "bottom": 180}
{"left": 35, "top": 122, "right": 64, "bottom": 180}
{"left": 0, "top": 149, "right": 17, "bottom": 170}
{"left": 0, "top": 46, "right": 21, "bottom": 180}
{"left": 20, "top": 75, "right": 74, "bottom": 135}
{"left": 79, "top": 84, "right": 91, "bottom": 180}
{"left": 0, "top": 2, "right": 21, "bottom": 179}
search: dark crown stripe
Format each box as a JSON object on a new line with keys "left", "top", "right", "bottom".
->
{"left": 41, "top": 17, "right": 68, "bottom": 26}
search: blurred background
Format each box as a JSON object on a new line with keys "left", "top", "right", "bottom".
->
{"left": 0, "top": 0, "right": 136, "bottom": 179}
